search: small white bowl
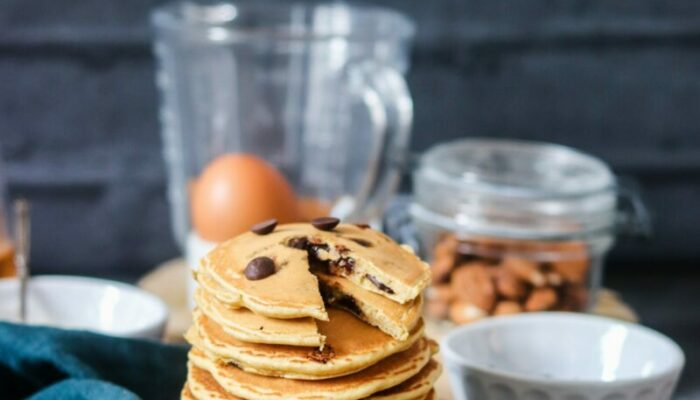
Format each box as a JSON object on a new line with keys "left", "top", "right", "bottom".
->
{"left": 0, "top": 275, "right": 168, "bottom": 340}
{"left": 441, "top": 313, "right": 685, "bottom": 400}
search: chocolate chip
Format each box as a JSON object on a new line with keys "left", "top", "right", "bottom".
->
{"left": 329, "top": 257, "right": 355, "bottom": 276}
{"left": 307, "top": 345, "right": 335, "bottom": 364}
{"left": 349, "top": 238, "right": 372, "bottom": 247}
{"left": 287, "top": 236, "right": 309, "bottom": 249}
{"left": 335, "top": 295, "right": 363, "bottom": 318}
{"left": 244, "top": 257, "right": 276, "bottom": 280}
{"left": 365, "top": 274, "right": 395, "bottom": 294}
{"left": 355, "top": 223, "right": 371, "bottom": 229}
{"left": 251, "top": 219, "right": 277, "bottom": 235}
{"left": 311, "top": 217, "right": 340, "bottom": 231}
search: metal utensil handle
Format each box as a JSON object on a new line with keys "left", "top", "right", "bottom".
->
{"left": 14, "top": 199, "right": 30, "bottom": 322}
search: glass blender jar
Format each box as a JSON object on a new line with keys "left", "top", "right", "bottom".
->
{"left": 151, "top": 1, "right": 415, "bottom": 305}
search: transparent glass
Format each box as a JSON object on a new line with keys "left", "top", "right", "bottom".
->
{"left": 411, "top": 139, "right": 620, "bottom": 323}
{"left": 152, "top": 1, "right": 415, "bottom": 248}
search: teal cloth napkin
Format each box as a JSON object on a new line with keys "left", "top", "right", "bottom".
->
{"left": 0, "top": 322, "right": 188, "bottom": 399}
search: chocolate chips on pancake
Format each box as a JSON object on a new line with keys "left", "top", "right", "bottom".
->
{"left": 349, "top": 237, "right": 373, "bottom": 247}
{"left": 251, "top": 219, "right": 277, "bottom": 235}
{"left": 244, "top": 257, "right": 276, "bottom": 280}
{"left": 366, "top": 274, "right": 395, "bottom": 295}
{"left": 306, "top": 345, "right": 335, "bottom": 364}
{"left": 311, "top": 216, "right": 340, "bottom": 231}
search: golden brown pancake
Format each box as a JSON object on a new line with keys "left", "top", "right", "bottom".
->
{"left": 367, "top": 359, "right": 442, "bottom": 400}
{"left": 317, "top": 272, "right": 422, "bottom": 341}
{"left": 181, "top": 384, "right": 196, "bottom": 400}
{"left": 186, "top": 362, "right": 437, "bottom": 400}
{"left": 196, "top": 267, "right": 248, "bottom": 308}
{"left": 420, "top": 391, "right": 435, "bottom": 400}
{"left": 201, "top": 226, "right": 328, "bottom": 321}
{"left": 189, "top": 308, "right": 424, "bottom": 379}
{"left": 202, "top": 224, "right": 429, "bottom": 316}
{"left": 194, "top": 288, "right": 324, "bottom": 347}
{"left": 188, "top": 337, "right": 435, "bottom": 400}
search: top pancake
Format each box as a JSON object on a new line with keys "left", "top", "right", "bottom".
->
{"left": 201, "top": 225, "right": 327, "bottom": 320}
{"left": 202, "top": 224, "right": 430, "bottom": 321}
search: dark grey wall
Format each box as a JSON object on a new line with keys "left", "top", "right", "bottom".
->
{"left": 2, "top": 0, "right": 700, "bottom": 278}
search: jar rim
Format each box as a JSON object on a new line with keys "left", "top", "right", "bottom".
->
{"left": 418, "top": 138, "right": 616, "bottom": 200}
{"left": 412, "top": 139, "right": 620, "bottom": 240}
{"left": 151, "top": 2, "right": 415, "bottom": 43}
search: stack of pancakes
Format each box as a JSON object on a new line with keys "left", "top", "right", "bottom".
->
{"left": 182, "top": 222, "right": 441, "bottom": 400}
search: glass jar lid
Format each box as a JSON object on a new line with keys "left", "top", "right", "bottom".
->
{"left": 412, "top": 138, "right": 618, "bottom": 240}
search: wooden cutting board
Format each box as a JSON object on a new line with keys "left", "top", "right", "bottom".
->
{"left": 139, "top": 258, "right": 639, "bottom": 400}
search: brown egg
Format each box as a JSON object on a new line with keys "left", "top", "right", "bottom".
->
{"left": 190, "top": 154, "right": 300, "bottom": 242}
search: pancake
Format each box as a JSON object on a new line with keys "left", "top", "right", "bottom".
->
{"left": 187, "top": 362, "right": 243, "bottom": 400}
{"left": 203, "top": 224, "right": 430, "bottom": 313}
{"left": 283, "top": 223, "right": 431, "bottom": 304}
{"left": 194, "top": 288, "right": 324, "bottom": 347}
{"left": 419, "top": 391, "right": 435, "bottom": 400}
{"left": 367, "top": 359, "right": 442, "bottom": 400}
{"left": 181, "top": 384, "right": 196, "bottom": 400}
{"left": 202, "top": 227, "right": 328, "bottom": 321}
{"left": 188, "top": 337, "right": 435, "bottom": 400}
{"left": 196, "top": 267, "right": 248, "bottom": 308}
{"left": 190, "top": 308, "right": 424, "bottom": 380}
{"left": 317, "top": 272, "right": 422, "bottom": 341}
{"left": 186, "top": 363, "right": 436, "bottom": 400}
{"left": 198, "top": 262, "right": 323, "bottom": 321}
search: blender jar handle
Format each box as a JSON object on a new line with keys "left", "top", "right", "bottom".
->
{"left": 616, "top": 184, "right": 652, "bottom": 239}
{"left": 343, "top": 61, "right": 413, "bottom": 222}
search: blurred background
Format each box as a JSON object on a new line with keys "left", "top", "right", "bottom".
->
{"left": 2, "top": 1, "right": 700, "bottom": 397}
{"left": 1, "top": 0, "right": 699, "bottom": 279}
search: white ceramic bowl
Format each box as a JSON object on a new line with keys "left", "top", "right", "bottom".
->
{"left": 0, "top": 275, "right": 168, "bottom": 339}
{"left": 442, "top": 313, "right": 685, "bottom": 400}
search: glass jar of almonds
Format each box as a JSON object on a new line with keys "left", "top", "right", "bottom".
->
{"left": 410, "top": 138, "right": 648, "bottom": 324}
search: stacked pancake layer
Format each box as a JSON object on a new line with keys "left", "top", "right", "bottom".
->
{"left": 183, "top": 222, "right": 441, "bottom": 400}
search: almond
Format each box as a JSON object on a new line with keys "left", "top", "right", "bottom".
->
{"left": 451, "top": 263, "right": 496, "bottom": 311}
{"left": 434, "top": 234, "right": 458, "bottom": 258}
{"left": 501, "top": 257, "right": 546, "bottom": 287}
{"left": 427, "top": 298, "right": 450, "bottom": 319}
{"left": 546, "top": 271, "right": 564, "bottom": 287}
{"left": 430, "top": 255, "right": 454, "bottom": 284}
{"left": 549, "top": 259, "right": 588, "bottom": 284}
{"left": 493, "top": 301, "right": 522, "bottom": 316}
{"left": 429, "top": 284, "right": 454, "bottom": 302}
{"left": 524, "top": 287, "right": 558, "bottom": 311}
{"left": 449, "top": 300, "right": 487, "bottom": 324}
{"left": 494, "top": 269, "right": 527, "bottom": 300}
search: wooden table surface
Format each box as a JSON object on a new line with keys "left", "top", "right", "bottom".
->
{"left": 139, "top": 258, "right": 638, "bottom": 400}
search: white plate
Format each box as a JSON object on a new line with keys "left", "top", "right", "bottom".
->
{"left": 0, "top": 275, "right": 168, "bottom": 340}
